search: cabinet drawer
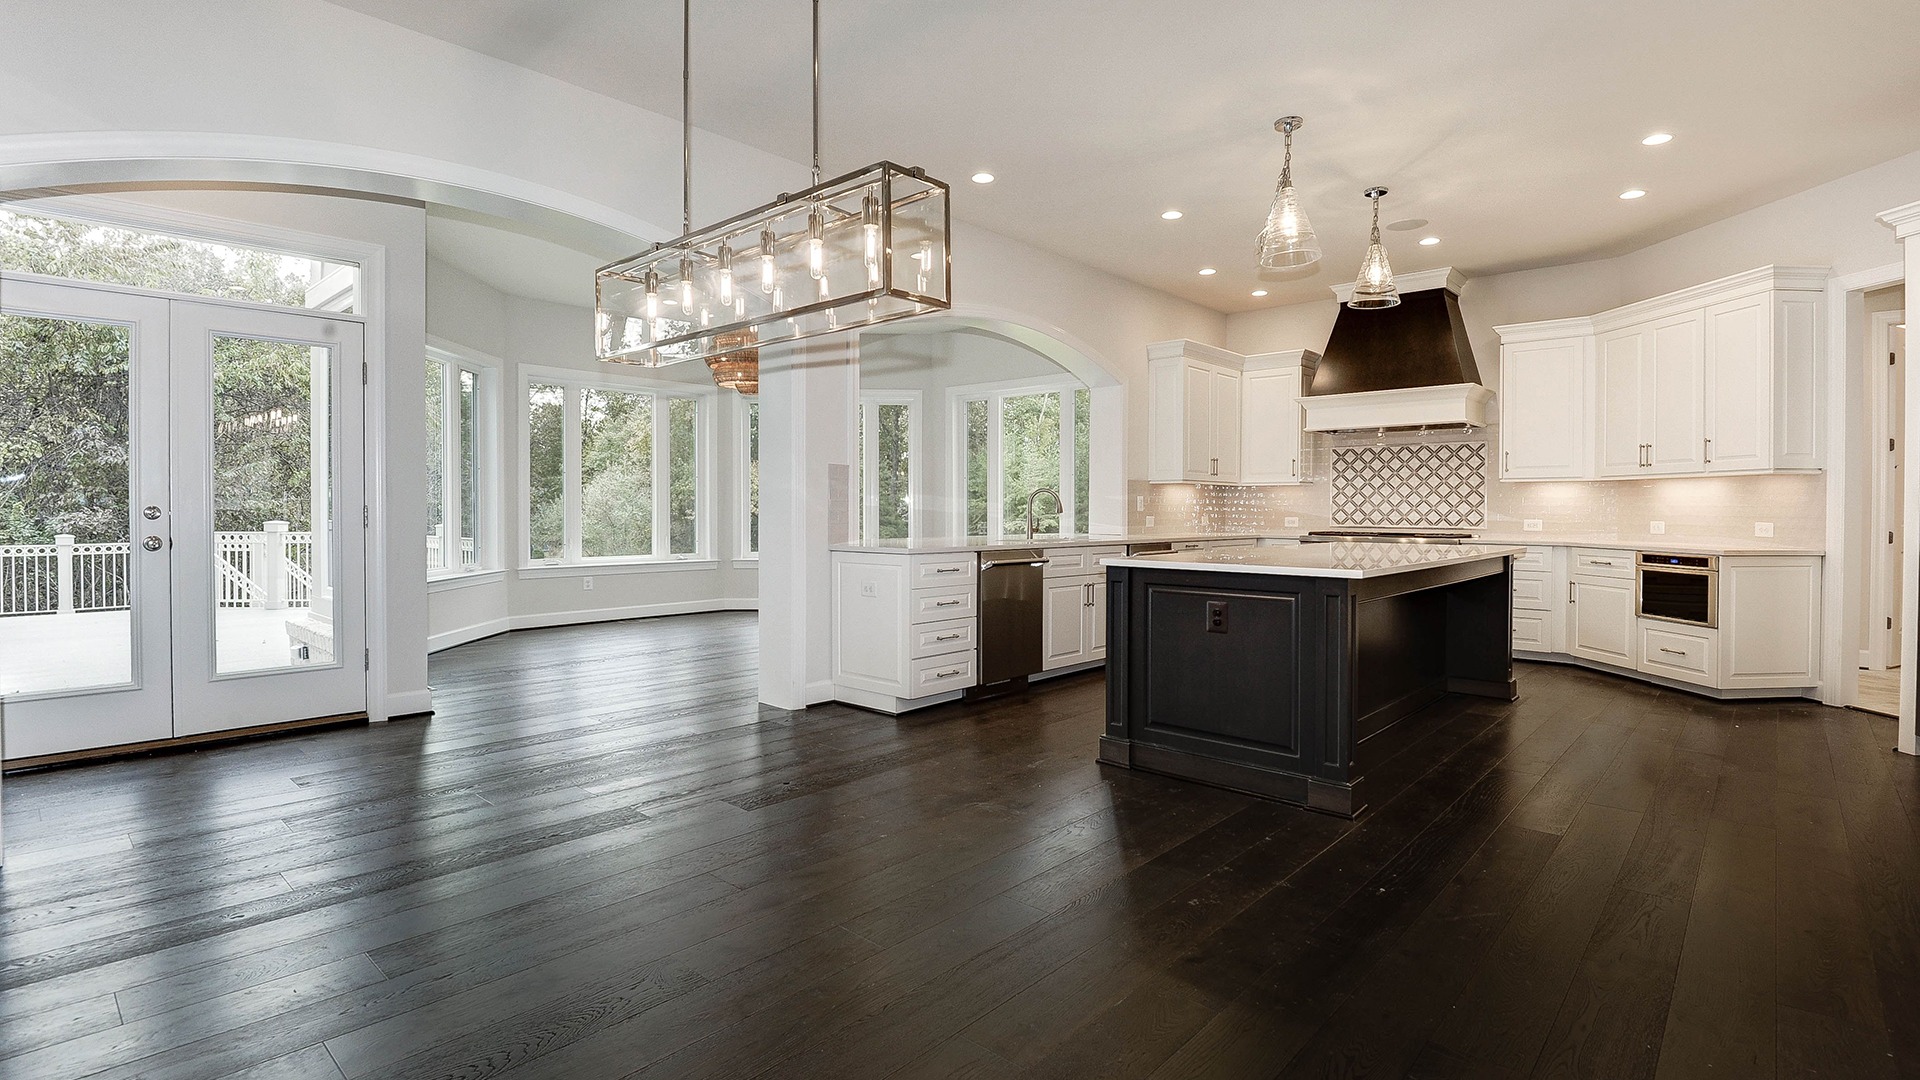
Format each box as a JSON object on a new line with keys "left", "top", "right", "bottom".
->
{"left": 1640, "top": 623, "right": 1717, "bottom": 686}
{"left": 1513, "top": 610, "right": 1552, "bottom": 653}
{"left": 910, "top": 584, "right": 976, "bottom": 623}
{"left": 1043, "top": 546, "right": 1124, "bottom": 577}
{"left": 910, "top": 618, "right": 976, "bottom": 660}
{"left": 910, "top": 554, "right": 976, "bottom": 586}
{"left": 1571, "top": 548, "right": 1634, "bottom": 579}
{"left": 1512, "top": 546, "right": 1552, "bottom": 572}
{"left": 908, "top": 652, "right": 976, "bottom": 695}
{"left": 1511, "top": 570, "right": 1552, "bottom": 610}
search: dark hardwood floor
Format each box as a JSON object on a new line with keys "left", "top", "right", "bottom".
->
{"left": 2, "top": 611, "right": 1916, "bottom": 1079}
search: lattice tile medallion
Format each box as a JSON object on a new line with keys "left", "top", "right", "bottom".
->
{"left": 1330, "top": 442, "right": 1487, "bottom": 528}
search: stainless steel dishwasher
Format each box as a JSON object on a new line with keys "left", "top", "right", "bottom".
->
{"left": 972, "top": 547, "right": 1048, "bottom": 696}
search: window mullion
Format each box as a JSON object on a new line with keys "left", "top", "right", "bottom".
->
{"left": 1057, "top": 390, "right": 1074, "bottom": 536}
{"left": 987, "top": 394, "right": 1004, "bottom": 537}
{"left": 563, "top": 385, "right": 583, "bottom": 563}
{"left": 441, "top": 361, "right": 461, "bottom": 570}
{"left": 653, "top": 394, "right": 669, "bottom": 558}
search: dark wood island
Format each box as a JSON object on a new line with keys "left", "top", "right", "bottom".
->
{"left": 1098, "top": 541, "right": 1525, "bottom": 817}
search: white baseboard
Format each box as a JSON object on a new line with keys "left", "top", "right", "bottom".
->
{"left": 429, "top": 616, "right": 513, "bottom": 654}
{"left": 382, "top": 687, "right": 435, "bottom": 720}
{"left": 805, "top": 678, "right": 836, "bottom": 706}
{"left": 506, "top": 598, "right": 759, "bottom": 633}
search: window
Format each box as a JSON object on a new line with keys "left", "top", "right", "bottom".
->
{"left": 425, "top": 351, "right": 491, "bottom": 575}
{"left": 958, "top": 382, "right": 1089, "bottom": 538}
{"left": 523, "top": 371, "right": 708, "bottom": 565}
{"left": 858, "top": 393, "right": 918, "bottom": 543}
{"left": 740, "top": 399, "right": 759, "bottom": 557}
{"left": 0, "top": 206, "right": 360, "bottom": 313}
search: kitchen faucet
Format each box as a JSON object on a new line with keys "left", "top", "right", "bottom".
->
{"left": 1025, "top": 486, "right": 1064, "bottom": 540}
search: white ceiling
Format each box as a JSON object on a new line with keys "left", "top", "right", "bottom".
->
{"left": 344, "top": 0, "right": 1920, "bottom": 313}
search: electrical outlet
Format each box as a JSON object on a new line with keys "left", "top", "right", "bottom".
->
{"left": 1754, "top": 521, "right": 1775, "bottom": 538}
{"left": 582, "top": 576, "right": 594, "bottom": 591}
{"left": 1284, "top": 516, "right": 1301, "bottom": 528}
{"left": 859, "top": 580, "right": 877, "bottom": 598}
{"left": 1144, "top": 515, "right": 1155, "bottom": 527}
{"left": 1522, "top": 519, "right": 1543, "bottom": 532}
{"left": 1135, "top": 495, "right": 1145, "bottom": 512}
{"left": 1649, "top": 521, "right": 1666, "bottom": 534}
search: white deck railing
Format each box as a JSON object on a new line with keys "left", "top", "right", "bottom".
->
{"left": 0, "top": 525, "right": 317, "bottom": 616}
{"left": 425, "top": 528, "right": 479, "bottom": 571}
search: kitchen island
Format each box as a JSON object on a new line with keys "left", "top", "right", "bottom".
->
{"left": 1099, "top": 541, "right": 1525, "bottom": 817}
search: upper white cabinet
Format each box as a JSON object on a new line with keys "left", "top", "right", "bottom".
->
{"left": 1495, "top": 265, "right": 1828, "bottom": 481}
{"left": 1147, "top": 341, "right": 1317, "bottom": 486}
{"left": 1497, "top": 327, "right": 1588, "bottom": 480}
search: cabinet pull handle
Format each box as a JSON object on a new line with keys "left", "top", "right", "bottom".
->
{"left": 1659, "top": 647, "right": 1686, "bottom": 656}
{"left": 933, "top": 566, "right": 962, "bottom": 574}
{"left": 934, "top": 633, "right": 961, "bottom": 641}
{"left": 1504, "top": 450, "right": 1510, "bottom": 473}
{"left": 1704, "top": 437, "right": 1712, "bottom": 463}
{"left": 1590, "top": 559, "right": 1613, "bottom": 566}
{"left": 931, "top": 668, "right": 963, "bottom": 679}
{"left": 935, "top": 599, "right": 962, "bottom": 607}
{"left": 1569, "top": 582, "right": 1576, "bottom": 603}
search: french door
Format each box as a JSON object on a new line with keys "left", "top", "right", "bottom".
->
{"left": 0, "top": 276, "right": 367, "bottom": 760}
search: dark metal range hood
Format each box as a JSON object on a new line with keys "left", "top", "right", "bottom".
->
{"left": 1300, "top": 267, "right": 1493, "bottom": 432}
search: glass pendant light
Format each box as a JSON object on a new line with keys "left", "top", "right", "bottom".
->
{"left": 1256, "top": 116, "right": 1322, "bottom": 270}
{"left": 1348, "top": 186, "right": 1400, "bottom": 310}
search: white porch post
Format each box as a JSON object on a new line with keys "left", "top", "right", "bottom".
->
{"left": 757, "top": 336, "right": 857, "bottom": 711}
{"left": 53, "top": 534, "right": 74, "bottom": 614}
{"left": 263, "top": 520, "right": 290, "bottom": 610}
{"left": 1877, "top": 200, "right": 1920, "bottom": 754}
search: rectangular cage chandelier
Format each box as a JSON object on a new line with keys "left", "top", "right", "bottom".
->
{"left": 595, "top": 161, "right": 951, "bottom": 367}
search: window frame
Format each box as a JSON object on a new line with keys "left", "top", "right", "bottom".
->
{"left": 518, "top": 363, "right": 715, "bottom": 570}
{"left": 948, "top": 375, "right": 1084, "bottom": 539}
{"left": 425, "top": 343, "right": 500, "bottom": 580}
{"left": 858, "top": 390, "right": 922, "bottom": 544}
{"left": 737, "top": 396, "right": 759, "bottom": 562}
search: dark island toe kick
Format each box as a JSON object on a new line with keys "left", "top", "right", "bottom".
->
{"left": 1097, "top": 543, "right": 1524, "bottom": 819}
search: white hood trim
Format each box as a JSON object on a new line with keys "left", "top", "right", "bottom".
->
{"left": 1300, "top": 382, "right": 1494, "bottom": 433}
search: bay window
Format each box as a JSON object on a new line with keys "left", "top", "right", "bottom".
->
{"left": 522, "top": 369, "right": 709, "bottom": 565}
{"left": 425, "top": 349, "right": 493, "bottom": 575}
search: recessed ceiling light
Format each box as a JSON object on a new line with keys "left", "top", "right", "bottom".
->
{"left": 1161, "top": 210, "right": 1183, "bottom": 220}
{"left": 1251, "top": 289, "right": 1268, "bottom": 297}
{"left": 1619, "top": 188, "right": 1647, "bottom": 200}
{"left": 970, "top": 172, "right": 995, "bottom": 184}
{"left": 1418, "top": 236, "right": 1441, "bottom": 246}
{"left": 1198, "top": 267, "right": 1217, "bottom": 276}
{"left": 1641, "top": 132, "right": 1673, "bottom": 146}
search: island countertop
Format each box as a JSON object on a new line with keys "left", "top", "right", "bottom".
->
{"left": 1101, "top": 541, "right": 1527, "bottom": 580}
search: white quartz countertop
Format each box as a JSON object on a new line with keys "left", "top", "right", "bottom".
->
{"left": 1466, "top": 532, "right": 1824, "bottom": 556}
{"left": 828, "top": 532, "right": 1280, "bottom": 554}
{"left": 1102, "top": 542, "right": 1529, "bottom": 580}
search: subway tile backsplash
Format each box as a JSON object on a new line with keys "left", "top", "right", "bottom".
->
{"left": 1129, "top": 427, "right": 1827, "bottom": 547}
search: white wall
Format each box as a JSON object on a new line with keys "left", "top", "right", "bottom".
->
{"left": 425, "top": 257, "right": 757, "bottom": 652}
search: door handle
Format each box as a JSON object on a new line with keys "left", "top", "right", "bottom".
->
{"left": 143, "top": 536, "right": 165, "bottom": 552}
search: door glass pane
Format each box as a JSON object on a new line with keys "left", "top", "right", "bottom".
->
{"left": 527, "top": 383, "right": 565, "bottom": 561}
{"left": 965, "top": 399, "right": 989, "bottom": 537}
{"left": 0, "top": 313, "right": 135, "bottom": 695}
{"left": 424, "top": 358, "right": 445, "bottom": 569}
{"left": 210, "top": 334, "right": 335, "bottom": 675}
{"left": 580, "top": 388, "right": 652, "bottom": 557}
{"left": 1001, "top": 392, "right": 1062, "bottom": 535}
{"left": 457, "top": 369, "right": 478, "bottom": 569}
{"left": 876, "top": 403, "right": 910, "bottom": 540}
{"left": 746, "top": 401, "right": 759, "bottom": 554}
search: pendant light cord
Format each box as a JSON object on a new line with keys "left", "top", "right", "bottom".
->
{"left": 811, "top": 0, "right": 822, "bottom": 187}
{"left": 682, "top": 0, "right": 692, "bottom": 234}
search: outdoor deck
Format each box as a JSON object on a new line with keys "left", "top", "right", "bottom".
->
{"left": 0, "top": 608, "right": 331, "bottom": 695}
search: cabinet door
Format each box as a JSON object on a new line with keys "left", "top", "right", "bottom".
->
{"left": 1719, "top": 557, "right": 1820, "bottom": 689}
{"left": 1645, "top": 312, "right": 1706, "bottom": 474}
{"left": 1568, "top": 578, "right": 1636, "bottom": 667}
{"left": 1240, "top": 367, "right": 1303, "bottom": 484}
{"left": 1182, "top": 361, "right": 1214, "bottom": 481}
{"left": 1500, "top": 337, "right": 1586, "bottom": 480}
{"left": 1042, "top": 578, "right": 1092, "bottom": 670}
{"left": 1596, "top": 328, "right": 1647, "bottom": 477}
{"left": 1088, "top": 579, "right": 1108, "bottom": 659}
{"left": 1704, "top": 295, "right": 1772, "bottom": 473}
{"left": 1210, "top": 367, "right": 1242, "bottom": 482}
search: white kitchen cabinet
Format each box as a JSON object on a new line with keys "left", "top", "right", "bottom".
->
{"left": 1499, "top": 266, "right": 1828, "bottom": 480}
{"left": 1640, "top": 622, "right": 1717, "bottom": 688}
{"left": 1240, "top": 351, "right": 1318, "bottom": 484}
{"left": 1568, "top": 576, "right": 1637, "bottom": 668}
{"left": 1497, "top": 330, "right": 1588, "bottom": 480}
{"left": 1040, "top": 544, "right": 1118, "bottom": 671}
{"left": 1510, "top": 546, "right": 1563, "bottom": 654}
{"left": 832, "top": 550, "right": 978, "bottom": 714}
{"left": 1719, "top": 556, "right": 1821, "bottom": 689}
{"left": 1148, "top": 340, "right": 1243, "bottom": 483}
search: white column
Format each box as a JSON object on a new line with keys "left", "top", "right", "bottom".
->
{"left": 1876, "top": 200, "right": 1920, "bottom": 754}
{"left": 54, "top": 534, "right": 74, "bottom": 614}
{"left": 757, "top": 335, "right": 857, "bottom": 710}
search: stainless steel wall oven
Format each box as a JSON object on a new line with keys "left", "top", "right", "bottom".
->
{"left": 1637, "top": 552, "right": 1718, "bottom": 628}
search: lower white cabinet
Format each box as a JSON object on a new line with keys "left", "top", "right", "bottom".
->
{"left": 1041, "top": 543, "right": 1119, "bottom": 672}
{"left": 832, "top": 550, "right": 978, "bottom": 713}
{"left": 1568, "top": 577, "right": 1637, "bottom": 668}
{"left": 1720, "top": 557, "right": 1822, "bottom": 689}
{"left": 1640, "top": 622, "right": 1717, "bottom": 688}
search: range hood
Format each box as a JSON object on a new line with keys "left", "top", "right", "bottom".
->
{"left": 1300, "top": 267, "right": 1493, "bottom": 432}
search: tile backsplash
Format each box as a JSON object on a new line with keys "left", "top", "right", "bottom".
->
{"left": 1329, "top": 443, "right": 1487, "bottom": 528}
{"left": 1129, "top": 426, "right": 1827, "bottom": 547}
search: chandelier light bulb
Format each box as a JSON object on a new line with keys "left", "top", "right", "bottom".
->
{"left": 807, "top": 208, "right": 825, "bottom": 279}
{"left": 717, "top": 241, "right": 734, "bottom": 307}
{"left": 760, "top": 228, "right": 778, "bottom": 294}
{"left": 644, "top": 270, "right": 661, "bottom": 321}
{"left": 678, "top": 255, "right": 696, "bottom": 311}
